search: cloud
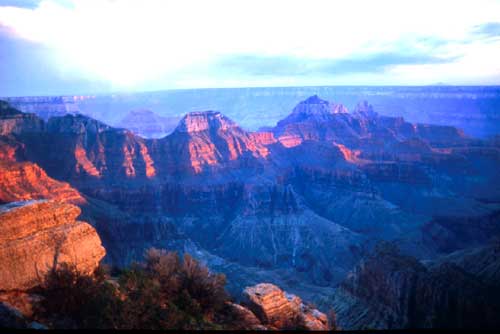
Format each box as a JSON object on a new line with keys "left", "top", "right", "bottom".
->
{"left": 0, "top": 0, "right": 41, "bottom": 9}
{"left": 0, "top": 0, "right": 500, "bottom": 94}
{"left": 214, "top": 52, "right": 458, "bottom": 78}
{"left": 323, "top": 53, "right": 459, "bottom": 74}
{"left": 0, "top": 25, "right": 113, "bottom": 96}
{"left": 473, "top": 22, "right": 500, "bottom": 37}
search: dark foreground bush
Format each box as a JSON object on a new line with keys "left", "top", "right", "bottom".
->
{"left": 34, "top": 263, "right": 121, "bottom": 328}
{"left": 34, "top": 249, "right": 233, "bottom": 329}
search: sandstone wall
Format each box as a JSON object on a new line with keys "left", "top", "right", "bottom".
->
{"left": 0, "top": 200, "right": 105, "bottom": 291}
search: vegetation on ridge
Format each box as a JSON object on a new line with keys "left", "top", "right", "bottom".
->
{"left": 33, "top": 249, "right": 237, "bottom": 330}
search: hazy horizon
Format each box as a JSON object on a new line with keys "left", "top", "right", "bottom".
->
{"left": 2, "top": 83, "right": 500, "bottom": 99}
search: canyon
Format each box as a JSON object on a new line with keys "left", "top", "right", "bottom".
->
{"left": 1, "top": 94, "right": 499, "bottom": 329}
{"left": 5, "top": 86, "right": 500, "bottom": 138}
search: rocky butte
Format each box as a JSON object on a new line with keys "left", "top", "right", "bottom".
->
{"left": 116, "top": 109, "right": 180, "bottom": 138}
{"left": 0, "top": 95, "right": 499, "bottom": 330}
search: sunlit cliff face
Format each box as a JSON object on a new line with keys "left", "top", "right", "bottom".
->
{"left": 138, "top": 141, "right": 156, "bottom": 178}
{"left": 335, "top": 143, "right": 359, "bottom": 162}
{"left": 0, "top": 141, "right": 85, "bottom": 204}
{"left": 175, "top": 111, "right": 271, "bottom": 173}
{"left": 75, "top": 145, "right": 101, "bottom": 177}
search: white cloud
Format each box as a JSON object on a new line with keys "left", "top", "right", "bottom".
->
{"left": 0, "top": 0, "right": 500, "bottom": 88}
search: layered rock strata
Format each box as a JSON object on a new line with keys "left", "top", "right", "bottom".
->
{"left": 0, "top": 200, "right": 105, "bottom": 291}
{"left": 243, "top": 283, "right": 329, "bottom": 330}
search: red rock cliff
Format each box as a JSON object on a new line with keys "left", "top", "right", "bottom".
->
{"left": 0, "top": 200, "right": 105, "bottom": 291}
{"left": 0, "top": 139, "right": 84, "bottom": 204}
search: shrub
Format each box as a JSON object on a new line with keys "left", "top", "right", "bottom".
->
{"left": 178, "top": 253, "right": 228, "bottom": 316}
{"left": 35, "top": 263, "right": 122, "bottom": 329}
{"left": 35, "top": 249, "right": 231, "bottom": 329}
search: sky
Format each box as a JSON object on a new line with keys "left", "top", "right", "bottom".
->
{"left": 0, "top": 0, "right": 500, "bottom": 96}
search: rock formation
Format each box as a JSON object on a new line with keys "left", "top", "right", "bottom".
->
{"left": 9, "top": 86, "right": 499, "bottom": 137}
{"left": 0, "top": 101, "right": 44, "bottom": 136}
{"left": 243, "top": 283, "right": 329, "bottom": 330}
{"left": 4, "top": 96, "right": 80, "bottom": 121}
{"left": 0, "top": 137, "right": 84, "bottom": 204}
{"left": 331, "top": 242, "right": 500, "bottom": 329}
{"left": 160, "top": 111, "right": 270, "bottom": 174}
{"left": 0, "top": 200, "right": 105, "bottom": 291}
{"left": 225, "top": 302, "right": 268, "bottom": 330}
{"left": 116, "top": 109, "right": 179, "bottom": 138}
{"left": 0, "top": 161, "right": 85, "bottom": 204}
